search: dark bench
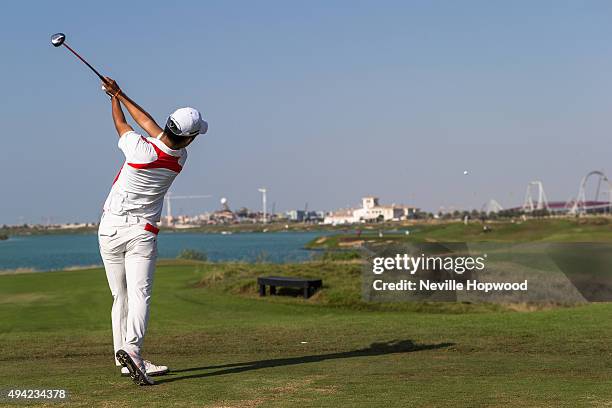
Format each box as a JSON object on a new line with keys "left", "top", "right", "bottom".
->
{"left": 257, "top": 276, "right": 322, "bottom": 299}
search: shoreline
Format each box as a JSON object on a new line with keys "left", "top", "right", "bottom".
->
{"left": 0, "top": 264, "right": 104, "bottom": 276}
{"left": 0, "top": 226, "right": 343, "bottom": 238}
{"left": 0, "top": 258, "right": 312, "bottom": 276}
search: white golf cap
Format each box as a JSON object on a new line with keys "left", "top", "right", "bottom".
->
{"left": 166, "top": 107, "right": 208, "bottom": 137}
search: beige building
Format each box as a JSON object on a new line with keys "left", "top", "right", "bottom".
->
{"left": 324, "top": 196, "right": 417, "bottom": 225}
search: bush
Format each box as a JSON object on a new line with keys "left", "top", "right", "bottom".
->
{"left": 255, "top": 251, "right": 270, "bottom": 263}
{"left": 177, "top": 249, "right": 207, "bottom": 261}
{"left": 0, "top": 234, "right": 8, "bottom": 241}
{"left": 316, "top": 250, "right": 362, "bottom": 261}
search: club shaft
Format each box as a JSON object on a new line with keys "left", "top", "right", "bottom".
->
{"left": 62, "top": 43, "right": 105, "bottom": 81}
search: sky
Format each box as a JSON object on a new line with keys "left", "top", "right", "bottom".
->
{"left": 1, "top": 0, "right": 612, "bottom": 224}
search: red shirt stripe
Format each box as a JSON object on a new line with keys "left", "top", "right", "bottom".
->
{"left": 127, "top": 136, "right": 182, "bottom": 173}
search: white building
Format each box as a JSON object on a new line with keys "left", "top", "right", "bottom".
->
{"left": 323, "top": 208, "right": 355, "bottom": 225}
{"left": 324, "top": 197, "right": 417, "bottom": 225}
{"left": 353, "top": 197, "right": 405, "bottom": 222}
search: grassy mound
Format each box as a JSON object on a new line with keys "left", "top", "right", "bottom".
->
{"left": 194, "top": 261, "right": 552, "bottom": 313}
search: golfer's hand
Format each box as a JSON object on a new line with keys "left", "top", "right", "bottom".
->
{"left": 102, "top": 77, "right": 121, "bottom": 98}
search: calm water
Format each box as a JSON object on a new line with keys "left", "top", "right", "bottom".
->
{"left": 0, "top": 232, "right": 324, "bottom": 272}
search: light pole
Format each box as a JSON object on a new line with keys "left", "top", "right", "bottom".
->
{"left": 258, "top": 188, "right": 267, "bottom": 224}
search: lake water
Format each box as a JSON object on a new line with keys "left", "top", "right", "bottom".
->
{"left": 0, "top": 231, "right": 325, "bottom": 272}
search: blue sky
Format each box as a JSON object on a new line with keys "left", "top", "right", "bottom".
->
{"left": 1, "top": 1, "right": 612, "bottom": 224}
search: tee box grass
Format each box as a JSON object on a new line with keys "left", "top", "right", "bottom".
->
{"left": 1, "top": 255, "right": 612, "bottom": 407}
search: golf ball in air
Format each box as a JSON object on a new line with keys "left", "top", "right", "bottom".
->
{"left": 463, "top": 170, "right": 469, "bottom": 175}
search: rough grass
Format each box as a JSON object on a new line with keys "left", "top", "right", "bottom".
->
{"left": 194, "top": 261, "right": 513, "bottom": 313}
{"left": 1, "top": 262, "right": 612, "bottom": 407}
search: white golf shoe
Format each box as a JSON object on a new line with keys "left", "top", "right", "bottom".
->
{"left": 115, "top": 349, "right": 155, "bottom": 386}
{"left": 121, "top": 360, "right": 169, "bottom": 377}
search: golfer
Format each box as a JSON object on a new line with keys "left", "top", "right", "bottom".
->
{"left": 98, "top": 77, "right": 207, "bottom": 385}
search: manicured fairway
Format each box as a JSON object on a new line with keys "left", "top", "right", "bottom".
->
{"left": 1, "top": 260, "right": 612, "bottom": 407}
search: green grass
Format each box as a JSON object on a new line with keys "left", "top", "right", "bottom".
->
{"left": 1, "top": 260, "right": 612, "bottom": 407}
{"left": 307, "top": 217, "right": 612, "bottom": 250}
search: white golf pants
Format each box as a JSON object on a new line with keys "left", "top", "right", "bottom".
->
{"left": 98, "top": 213, "right": 159, "bottom": 365}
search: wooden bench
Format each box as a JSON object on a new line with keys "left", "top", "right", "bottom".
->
{"left": 257, "top": 276, "right": 322, "bottom": 299}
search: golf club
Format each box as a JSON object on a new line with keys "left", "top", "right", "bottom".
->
{"left": 51, "top": 33, "right": 106, "bottom": 82}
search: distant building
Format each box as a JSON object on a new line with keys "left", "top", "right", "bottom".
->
{"left": 286, "top": 210, "right": 325, "bottom": 222}
{"left": 310, "top": 211, "right": 325, "bottom": 222}
{"left": 212, "top": 199, "right": 236, "bottom": 223}
{"left": 323, "top": 196, "right": 418, "bottom": 225}
{"left": 286, "top": 210, "right": 306, "bottom": 222}
{"left": 323, "top": 208, "right": 355, "bottom": 225}
{"left": 353, "top": 197, "right": 405, "bottom": 222}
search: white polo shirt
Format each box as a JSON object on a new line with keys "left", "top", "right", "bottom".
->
{"left": 103, "top": 131, "right": 188, "bottom": 223}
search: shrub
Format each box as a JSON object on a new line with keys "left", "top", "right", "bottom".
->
{"left": 255, "top": 251, "right": 270, "bottom": 263}
{"left": 316, "top": 250, "right": 362, "bottom": 261}
{"left": 177, "top": 249, "right": 207, "bottom": 261}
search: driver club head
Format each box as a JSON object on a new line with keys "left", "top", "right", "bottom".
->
{"left": 49, "top": 32, "right": 106, "bottom": 81}
{"left": 51, "top": 33, "right": 65, "bottom": 47}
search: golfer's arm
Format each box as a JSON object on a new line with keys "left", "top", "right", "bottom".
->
{"left": 112, "top": 96, "right": 133, "bottom": 137}
{"left": 117, "top": 93, "right": 163, "bottom": 138}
